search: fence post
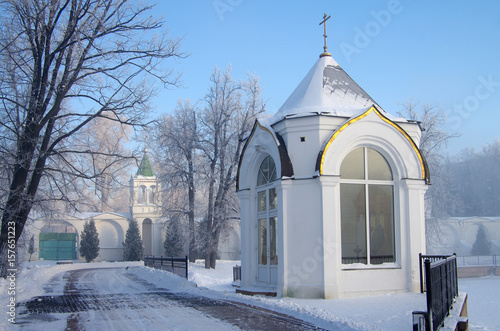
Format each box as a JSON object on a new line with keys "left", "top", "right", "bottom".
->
{"left": 419, "top": 253, "right": 424, "bottom": 293}
{"left": 424, "top": 259, "right": 433, "bottom": 331}
{"left": 445, "top": 258, "right": 451, "bottom": 319}
{"left": 452, "top": 254, "right": 458, "bottom": 298}
{"left": 185, "top": 255, "right": 188, "bottom": 279}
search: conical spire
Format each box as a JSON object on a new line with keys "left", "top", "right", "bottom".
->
{"left": 268, "top": 14, "right": 392, "bottom": 125}
{"left": 136, "top": 149, "right": 155, "bottom": 177}
{"left": 270, "top": 55, "right": 385, "bottom": 125}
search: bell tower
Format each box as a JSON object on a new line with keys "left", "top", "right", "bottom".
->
{"left": 129, "top": 149, "right": 161, "bottom": 256}
{"left": 129, "top": 149, "right": 160, "bottom": 216}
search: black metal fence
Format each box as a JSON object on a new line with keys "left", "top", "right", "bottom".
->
{"left": 413, "top": 254, "right": 459, "bottom": 331}
{"left": 419, "top": 254, "right": 453, "bottom": 293}
{"left": 233, "top": 265, "right": 241, "bottom": 282}
{"left": 144, "top": 256, "right": 188, "bottom": 279}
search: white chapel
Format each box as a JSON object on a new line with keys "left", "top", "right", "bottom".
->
{"left": 236, "top": 20, "right": 429, "bottom": 299}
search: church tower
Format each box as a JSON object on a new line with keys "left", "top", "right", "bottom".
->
{"left": 129, "top": 149, "right": 162, "bottom": 256}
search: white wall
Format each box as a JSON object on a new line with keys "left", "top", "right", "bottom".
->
{"left": 238, "top": 108, "right": 428, "bottom": 298}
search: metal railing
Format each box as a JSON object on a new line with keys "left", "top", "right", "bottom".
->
{"left": 413, "top": 254, "right": 459, "bottom": 331}
{"left": 419, "top": 254, "right": 452, "bottom": 293}
{"left": 456, "top": 255, "right": 497, "bottom": 267}
{"left": 233, "top": 265, "right": 241, "bottom": 282}
{"left": 144, "top": 256, "right": 188, "bottom": 279}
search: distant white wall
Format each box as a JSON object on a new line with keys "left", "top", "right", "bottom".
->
{"left": 427, "top": 217, "right": 500, "bottom": 256}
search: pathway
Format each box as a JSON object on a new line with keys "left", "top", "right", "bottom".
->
{"left": 17, "top": 267, "right": 324, "bottom": 330}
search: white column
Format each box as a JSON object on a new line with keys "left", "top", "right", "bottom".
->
{"left": 319, "top": 175, "right": 341, "bottom": 299}
{"left": 277, "top": 179, "right": 292, "bottom": 297}
{"left": 236, "top": 189, "right": 252, "bottom": 288}
{"left": 153, "top": 220, "right": 163, "bottom": 257}
{"left": 402, "top": 178, "right": 428, "bottom": 292}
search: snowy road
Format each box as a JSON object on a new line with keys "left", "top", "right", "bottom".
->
{"left": 16, "top": 267, "right": 323, "bottom": 330}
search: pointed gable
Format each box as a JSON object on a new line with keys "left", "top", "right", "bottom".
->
{"left": 136, "top": 151, "right": 155, "bottom": 177}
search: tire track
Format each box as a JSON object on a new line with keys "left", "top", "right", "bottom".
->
{"left": 18, "top": 267, "right": 325, "bottom": 330}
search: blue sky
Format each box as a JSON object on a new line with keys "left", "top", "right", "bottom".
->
{"left": 152, "top": 1, "right": 500, "bottom": 154}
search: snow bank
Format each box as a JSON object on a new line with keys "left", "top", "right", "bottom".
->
{"left": 2, "top": 260, "right": 498, "bottom": 330}
{"left": 185, "top": 261, "right": 423, "bottom": 330}
{"left": 184, "top": 261, "right": 498, "bottom": 331}
{"left": 0, "top": 260, "right": 143, "bottom": 308}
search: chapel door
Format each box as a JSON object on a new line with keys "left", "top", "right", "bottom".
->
{"left": 256, "top": 156, "right": 278, "bottom": 286}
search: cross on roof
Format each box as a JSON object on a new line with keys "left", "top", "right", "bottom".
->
{"left": 319, "top": 13, "right": 332, "bottom": 57}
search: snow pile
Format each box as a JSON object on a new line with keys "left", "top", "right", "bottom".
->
{"left": 186, "top": 261, "right": 422, "bottom": 330}
{"left": 2, "top": 260, "right": 498, "bottom": 330}
{"left": 188, "top": 260, "right": 235, "bottom": 292}
{"left": 12, "top": 260, "right": 141, "bottom": 302}
{"left": 183, "top": 261, "right": 499, "bottom": 330}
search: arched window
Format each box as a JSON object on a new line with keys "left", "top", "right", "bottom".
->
{"left": 256, "top": 156, "right": 278, "bottom": 269}
{"left": 257, "top": 155, "right": 277, "bottom": 186}
{"left": 340, "top": 147, "right": 395, "bottom": 265}
{"left": 137, "top": 185, "right": 147, "bottom": 204}
{"left": 149, "top": 186, "right": 156, "bottom": 205}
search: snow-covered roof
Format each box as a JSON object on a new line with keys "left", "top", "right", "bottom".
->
{"left": 270, "top": 55, "right": 404, "bottom": 125}
{"left": 68, "top": 211, "right": 131, "bottom": 220}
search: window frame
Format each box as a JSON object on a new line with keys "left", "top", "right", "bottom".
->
{"left": 340, "top": 147, "right": 399, "bottom": 269}
{"left": 256, "top": 155, "right": 278, "bottom": 268}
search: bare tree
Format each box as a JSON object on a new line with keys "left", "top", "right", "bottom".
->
{"left": 155, "top": 99, "right": 198, "bottom": 262}
{"left": 399, "top": 101, "right": 461, "bottom": 216}
{"left": 200, "top": 67, "right": 265, "bottom": 269}
{"left": 399, "top": 101, "right": 461, "bottom": 248}
{"left": 399, "top": 101, "right": 459, "bottom": 169}
{"left": 479, "top": 139, "right": 500, "bottom": 215}
{"left": 77, "top": 117, "right": 133, "bottom": 212}
{"left": 0, "top": 0, "right": 185, "bottom": 269}
{"left": 450, "top": 139, "right": 500, "bottom": 216}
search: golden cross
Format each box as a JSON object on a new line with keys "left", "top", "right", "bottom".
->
{"left": 319, "top": 13, "right": 332, "bottom": 57}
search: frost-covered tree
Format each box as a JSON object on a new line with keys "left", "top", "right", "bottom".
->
{"left": 450, "top": 140, "right": 500, "bottom": 217}
{"left": 123, "top": 219, "right": 143, "bottom": 261}
{"left": 76, "top": 118, "right": 134, "bottom": 213}
{"left": 80, "top": 219, "right": 100, "bottom": 263}
{"left": 0, "top": 0, "right": 185, "bottom": 274}
{"left": 154, "top": 67, "right": 265, "bottom": 269}
{"left": 398, "top": 101, "right": 460, "bottom": 219}
{"left": 471, "top": 225, "right": 491, "bottom": 256}
{"left": 164, "top": 220, "right": 185, "bottom": 257}
{"left": 156, "top": 101, "right": 198, "bottom": 262}
{"left": 200, "top": 68, "right": 265, "bottom": 269}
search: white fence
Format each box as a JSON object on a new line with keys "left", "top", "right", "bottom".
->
{"left": 456, "top": 255, "right": 497, "bottom": 267}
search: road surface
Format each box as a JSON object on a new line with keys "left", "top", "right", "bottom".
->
{"left": 17, "top": 267, "right": 324, "bottom": 330}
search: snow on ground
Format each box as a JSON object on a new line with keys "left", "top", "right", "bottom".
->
{"left": 458, "top": 276, "right": 500, "bottom": 330}
{"left": 182, "top": 261, "right": 500, "bottom": 331}
{"left": 5, "top": 260, "right": 144, "bottom": 303}
{"left": 1, "top": 260, "right": 498, "bottom": 330}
